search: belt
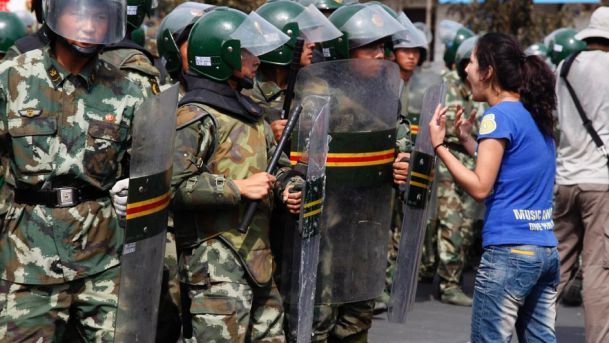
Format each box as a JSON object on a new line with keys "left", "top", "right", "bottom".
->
{"left": 14, "top": 187, "right": 109, "bottom": 208}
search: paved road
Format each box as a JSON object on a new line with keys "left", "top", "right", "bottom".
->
{"left": 369, "top": 273, "right": 585, "bottom": 343}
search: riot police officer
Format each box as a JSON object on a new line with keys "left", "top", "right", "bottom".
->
{"left": 0, "top": 0, "right": 145, "bottom": 341}
{"left": 170, "top": 7, "right": 302, "bottom": 342}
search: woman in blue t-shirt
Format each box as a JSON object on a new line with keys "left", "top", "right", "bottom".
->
{"left": 429, "top": 32, "right": 559, "bottom": 342}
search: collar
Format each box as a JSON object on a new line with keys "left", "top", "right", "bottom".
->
{"left": 44, "top": 46, "right": 98, "bottom": 91}
{"left": 254, "top": 77, "right": 284, "bottom": 103}
{"left": 180, "top": 73, "right": 263, "bottom": 122}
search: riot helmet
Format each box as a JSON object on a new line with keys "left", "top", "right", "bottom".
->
{"left": 392, "top": 12, "right": 429, "bottom": 64}
{"left": 524, "top": 42, "right": 548, "bottom": 57}
{"left": 454, "top": 35, "right": 477, "bottom": 83}
{"left": 157, "top": 2, "right": 214, "bottom": 76}
{"left": 256, "top": 0, "right": 341, "bottom": 65}
{"left": 187, "top": 7, "right": 289, "bottom": 82}
{"left": 14, "top": 10, "right": 35, "bottom": 32}
{"left": 439, "top": 19, "right": 474, "bottom": 69}
{"left": 0, "top": 12, "right": 27, "bottom": 55}
{"left": 126, "top": 0, "right": 156, "bottom": 32}
{"left": 46, "top": 0, "right": 127, "bottom": 48}
{"left": 130, "top": 25, "right": 145, "bottom": 47}
{"left": 323, "top": 3, "right": 403, "bottom": 60}
{"left": 546, "top": 28, "right": 586, "bottom": 65}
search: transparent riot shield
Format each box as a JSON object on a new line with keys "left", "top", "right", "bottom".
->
{"left": 388, "top": 83, "right": 447, "bottom": 323}
{"left": 292, "top": 59, "right": 402, "bottom": 304}
{"left": 114, "top": 84, "right": 179, "bottom": 342}
{"left": 284, "top": 95, "right": 331, "bottom": 343}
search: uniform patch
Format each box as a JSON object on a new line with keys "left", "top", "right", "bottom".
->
{"left": 105, "top": 114, "right": 115, "bottom": 122}
{"left": 150, "top": 79, "right": 161, "bottom": 95}
{"left": 18, "top": 108, "right": 42, "bottom": 118}
{"left": 479, "top": 113, "right": 497, "bottom": 135}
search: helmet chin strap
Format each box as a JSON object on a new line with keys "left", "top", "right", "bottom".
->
{"left": 57, "top": 35, "right": 102, "bottom": 57}
{"left": 230, "top": 75, "right": 254, "bottom": 90}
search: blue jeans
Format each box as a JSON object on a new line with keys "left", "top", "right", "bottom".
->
{"left": 471, "top": 245, "right": 560, "bottom": 343}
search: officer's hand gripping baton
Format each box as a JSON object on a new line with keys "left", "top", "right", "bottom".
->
{"left": 238, "top": 104, "right": 303, "bottom": 233}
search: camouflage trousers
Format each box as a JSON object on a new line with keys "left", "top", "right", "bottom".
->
{"left": 0, "top": 266, "right": 120, "bottom": 343}
{"left": 436, "top": 150, "right": 480, "bottom": 292}
{"left": 180, "top": 238, "right": 285, "bottom": 343}
{"left": 312, "top": 300, "right": 374, "bottom": 343}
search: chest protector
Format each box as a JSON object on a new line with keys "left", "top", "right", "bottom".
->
{"left": 176, "top": 78, "right": 276, "bottom": 286}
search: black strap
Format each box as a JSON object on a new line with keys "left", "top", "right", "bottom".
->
{"left": 14, "top": 187, "right": 108, "bottom": 207}
{"left": 560, "top": 51, "right": 609, "bottom": 172}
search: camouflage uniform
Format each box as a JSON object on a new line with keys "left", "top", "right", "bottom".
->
{"left": 172, "top": 74, "right": 298, "bottom": 342}
{"left": 379, "top": 83, "right": 413, "bottom": 306}
{"left": 435, "top": 70, "right": 484, "bottom": 294}
{"left": 309, "top": 71, "right": 403, "bottom": 343}
{"left": 99, "top": 40, "right": 181, "bottom": 340}
{"left": 0, "top": 47, "right": 144, "bottom": 342}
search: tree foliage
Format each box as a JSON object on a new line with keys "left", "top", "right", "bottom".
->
{"left": 447, "top": 0, "right": 594, "bottom": 46}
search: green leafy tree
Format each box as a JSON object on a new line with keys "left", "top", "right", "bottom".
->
{"left": 448, "top": 0, "right": 588, "bottom": 46}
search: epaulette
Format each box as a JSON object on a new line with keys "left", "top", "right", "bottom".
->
{"left": 176, "top": 103, "right": 214, "bottom": 130}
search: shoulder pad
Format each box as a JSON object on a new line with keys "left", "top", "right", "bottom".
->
{"left": 13, "top": 33, "right": 46, "bottom": 55}
{"left": 176, "top": 103, "right": 214, "bottom": 129}
{"left": 121, "top": 51, "right": 161, "bottom": 78}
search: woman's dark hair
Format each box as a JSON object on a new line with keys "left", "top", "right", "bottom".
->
{"left": 475, "top": 32, "right": 556, "bottom": 138}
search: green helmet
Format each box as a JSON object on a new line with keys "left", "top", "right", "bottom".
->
{"left": 130, "top": 25, "right": 146, "bottom": 47}
{"left": 323, "top": 3, "right": 403, "bottom": 60}
{"left": 257, "top": 1, "right": 308, "bottom": 65}
{"left": 187, "top": 7, "right": 289, "bottom": 81}
{"left": 310, "top": 0, "right": 344, "bottom": 11}
{"left": 157, "top": 2, "right": 214, "bottom": 76}
{"left": 126, "top": 0, "right": 156, "bottom": 31}
{"left": 439, "top": 20, "right": 474, "bottom": 68}
{"left": 547, "top": 28, "right": 586, "bottom": 65}
{"left": 0, "top": 12, "right": 27, "bottom": 54}
{"left": 257, "top": 0, "right": 341, "bottom": 65}
{"left": 525, "top": 42, "right": 549, "bottom": 57}
{"left": 455, "top": 35, "right": 477, "bottom": 82}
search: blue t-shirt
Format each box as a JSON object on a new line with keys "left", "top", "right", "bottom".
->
{"left": 477, "top": 101, "right": 557, "bottom": 248}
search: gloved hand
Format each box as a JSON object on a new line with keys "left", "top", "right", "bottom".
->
{"left": 110, "top": 178, "right": 129, "bottom": 218}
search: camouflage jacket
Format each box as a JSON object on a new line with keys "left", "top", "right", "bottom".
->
{"left": 396, "top": 83, "right": 413, "bottom": 154}
{"left": 0, "top": 47, "right": 144, "bottom": 285}
{"left": 171, "top": 75, "right": 296, "bottom": 287}
{"left": 99, "top": 40, "right": 162, "bottom": 98}
{"left": 442, "top": 70, "right": 484, "bottom": 145}
{"left": 244, "top": 77, "right": 285, "bottom": 124}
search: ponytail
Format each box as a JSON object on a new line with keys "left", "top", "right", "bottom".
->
{"left": 475, "top": 33, "right": 556, "bottom": 139}
{"left": 519, "top": 54, "right": 556, "bottom": 138}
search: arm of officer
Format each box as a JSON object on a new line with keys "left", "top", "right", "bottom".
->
{"left": 264, "top": 121, "right": 303, "bottom": 214}
{"left": 171, "top": 107, "right": 241, "bottom": 210}
{"left": 393, "top": 118, "right": 412, "bottom": 185}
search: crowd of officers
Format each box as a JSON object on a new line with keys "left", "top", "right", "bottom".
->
{"left": 0, "top": 0, "right": 606, "bottom": 342}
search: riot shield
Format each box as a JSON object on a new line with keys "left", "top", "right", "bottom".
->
{"left": 114, "top": 84, "right": 179, "bottom": 342}
{"left": 292, "top": 59, "right": 402, "bottom": 304}
{"left": 388, "top": 83, "right": 447, "bottom": 323}
{"left": 284, "top": 95, "right": 331, "bottom": 343}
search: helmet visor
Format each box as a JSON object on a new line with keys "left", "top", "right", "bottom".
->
{"left": 392, "top": 12, "right": 428, "bottom": 49}
{"left": 46, "top": 0, "right": 126, "bottom": 44}
{"left": 438, "top": 19, "right": 463, "bottom": 45}
{"left": 294, "top": 4, "right": 342, "bottom": 43}
{"left": 230, "top": 11, "right": 290, "bottom": 56}
{"left": 340, "top": 4, "right": 404, "bottom": 49}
